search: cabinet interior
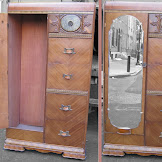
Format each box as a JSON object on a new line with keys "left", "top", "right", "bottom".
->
{"left": 8, "top": 14, "right": 48, "bottom": 131}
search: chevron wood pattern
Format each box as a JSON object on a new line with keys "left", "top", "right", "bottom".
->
{"left": 147, "top": 65, "right": 162, "bottom": 91}
{"left": 47, "top": 63, "right": 91, "bottom": 91}
{"left": 0, "top": 14, "right": 8, "bottom": 129}
{"left": 104, "top": 133, "right": 144, "bottom": 146}
{"left": 145, "top": 121, "right": 162, "bottom": 147}
{"left": 148, "top": 38, "right": 162, "bottom": 65}
{"left": 45, "top": 93, "right": 88, "bottom": 122}
{"left": 146, "top": 95, "right": 162, "bottom": 122}
{"left": 6, "top": 128, "right": 43, "bottom": 143}
{"left": 1, "top": 3, "right": 95, "bottom": 160}
{"left": 45, "top": 119, "right": 86, "bottom": 148}
{"left": 48, "top": 38, "right": 92, "bottom": 65}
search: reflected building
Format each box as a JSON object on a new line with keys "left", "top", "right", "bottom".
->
{"left": 110, "top": 15, "right": 143, "bottom": 62}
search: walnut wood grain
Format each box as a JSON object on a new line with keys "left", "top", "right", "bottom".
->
{"left": 4, "top": 138, "right": 85, "bottom": 160}
{"left": 103, "top": 143, "right": 162, "bottom": 156}
{"left": 148, "top": 38, "right": 162, "bottom": 65}
{"left": 48, "top": 38, "right": 92, "bottom": 65}
{"left": 8, "top": 15, "right": 21, "bottom": 127}
{"left": 8, "top": 2, "right": 95, "bottom": 13}
{"left": 6, "top": 128, "right": 43, "bottom": 143}
{"left": 45, "top": 93, "right": 88, "bottom": 122}
{"left": 20, "top": 15, "right": 47, "bottom": 127}
{"left": 145, "top": 121, "right": 162, "bottom": 147}
{"left": 146, "top": 95, "right": 162, "bottom": 122}
{"left": 105, "top": 133, "right": 144, "bottom": 146}
{"left": 0, "top": 14, "right": 8, "bottom": 129}
{"left": 104, "top": 1, "right": 162, "bottom": 12}
{"left": 104, "top": 12, "right": 147, "bottom": 136}
{"left": 44, "top": 119, "right": 86, "bottom": 148}
{"left": 147, "top": 65, "right": 162, "bottom": 91}
{"left": 47, "top": 64, "right": 91, "bottom": 91}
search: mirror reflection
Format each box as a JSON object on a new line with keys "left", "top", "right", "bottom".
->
{"left": 108, "top": 15, "right": 144, "bottom": 129}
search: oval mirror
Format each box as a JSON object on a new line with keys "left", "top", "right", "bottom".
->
{"left": 108, "top": 15, "right": 144, "bottom": 129}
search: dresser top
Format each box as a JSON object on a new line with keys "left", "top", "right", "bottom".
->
{"left": 8, "top": 2, "right": 96, "bottom": 14}
{"left": 105, "top": 1, "right": 162, "bottom": 12}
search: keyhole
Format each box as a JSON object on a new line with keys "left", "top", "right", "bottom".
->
{"left": 68, "top": 21, "right": 73, "bottom": 27}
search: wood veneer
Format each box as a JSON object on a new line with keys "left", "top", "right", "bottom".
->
{"left": 0, "top": 14, "right": 8, "bottom": 129}
{"left": 0, "top": 2, "right": 96, "bottom": 160}
{"left": 45, "top": 93, "right": 88, "bottom": 122}
{"left": 20, "top": 15, "right": 47, "bottom": 127}
{"left": 103, "top": 1, "right": 162, "bottom": 157}
{"left": 48, "top": 38, "right": 92, "bottom": 65}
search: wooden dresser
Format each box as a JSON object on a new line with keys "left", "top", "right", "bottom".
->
{"left": 103, "top": 1, "right": 162, "bottom": 156}
{"left": 0, "top": 2, "right": 96, "bottom": 160}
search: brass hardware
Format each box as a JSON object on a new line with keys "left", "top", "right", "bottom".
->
{"left": 64, "top": 48, "right": 76, "bottom": 54}
{"left": 63, "top": 74, "right": 72, "bottom": 80}
{"left": 60, "top": 104, "right": 72, "bottom": 111}
{"left": 58, "top": 130, "right": 71, "bottom": 137}
{"left": 117, "top": 129, "right": 131, "bottom": 135}
{"left": 159, "top": 132, "right": 162, "bottom": 138}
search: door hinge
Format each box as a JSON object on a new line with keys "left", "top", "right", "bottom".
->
{"left": 142, "top": 63, "right": 147, "bottom": 68}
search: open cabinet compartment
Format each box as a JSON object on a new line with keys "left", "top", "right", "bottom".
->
{"left": 8, "top": 14, "right": 48, "bottom": 131}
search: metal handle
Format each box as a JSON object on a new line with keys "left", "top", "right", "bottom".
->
{"left": 58, "top": 130, "right": 71, "bottom": 137}
{"left": 160, "top": 110, "right": 162, "bottom": 112}
{"left": 60, "top": 104, "right": 72, "bottom": 111}
{"left": 159, "top": 132, "right": 162, "bottom": 138}
{"left": 64, "top": 48, "right": 76, "bottom": 54}
{"left": 63, "top": 74, "right": 72, "bottom": 80}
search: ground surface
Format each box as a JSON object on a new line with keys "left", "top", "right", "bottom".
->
{"left": 0, "top": 110, "right": 98, "bottom": 162}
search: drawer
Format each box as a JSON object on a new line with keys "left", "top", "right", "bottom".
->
{"left": 145, "top": 121, "right": 162, "bottom": 147}
{"left": 147, "top": 65, "right": 162, "bottom": 91}
{"left": 45, "top": 119, "right": 86, "bottom": 148}
{"left": 146, "top": 95, "right": 162, "bottom": 122}
{"left": 48, "top": 38, "right": 92, "bottom": 65}
{"left": 47, "top": 64, "right": 91, "bottom": 91}
{"left": 45, "top": 93, "right": 88, "bottom": 122}
{"left": 148, "top": 38, "right": 162, "bottom": 65}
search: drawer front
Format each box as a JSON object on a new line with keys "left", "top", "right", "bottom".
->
{"left": 47, "top": 64, "right": 91, "bottom": 91}
{"left": 46, "top": 93, "right": 88, "bottom": 122}
{"left": 45, "top": 119, "right": 86, "bottom": 148}
{"left": 147, "top": 65, "right": 162, "bottom": 91}
{"left": 146, "top": 95, "right": 162, "bottom": 122}
{"left": 48, "top": 38, "right": 92, "bottom": 65}
{"left": 145, "top": 121, "right": 162, "bottom": 147}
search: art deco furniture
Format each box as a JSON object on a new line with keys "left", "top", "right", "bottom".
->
{"left": 103, "top": 1, "right": 162, "bottom": 156}
{"left": 0, "top": 2, "right": 95, "bottom": 160}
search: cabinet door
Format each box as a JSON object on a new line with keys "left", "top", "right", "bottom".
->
{"left": 104, "top": 12, "right": 148, "bottom": 141}
{"left": 0, "top": 14, "right": 8, "bottom": 129}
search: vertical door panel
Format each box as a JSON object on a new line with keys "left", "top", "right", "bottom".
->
{"left": 0, "top": 14, "right": 8, "bottom": 128}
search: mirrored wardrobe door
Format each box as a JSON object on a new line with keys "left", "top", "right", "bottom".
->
{"left": 104, "top": 12, "right": 148, "bottom": 138}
